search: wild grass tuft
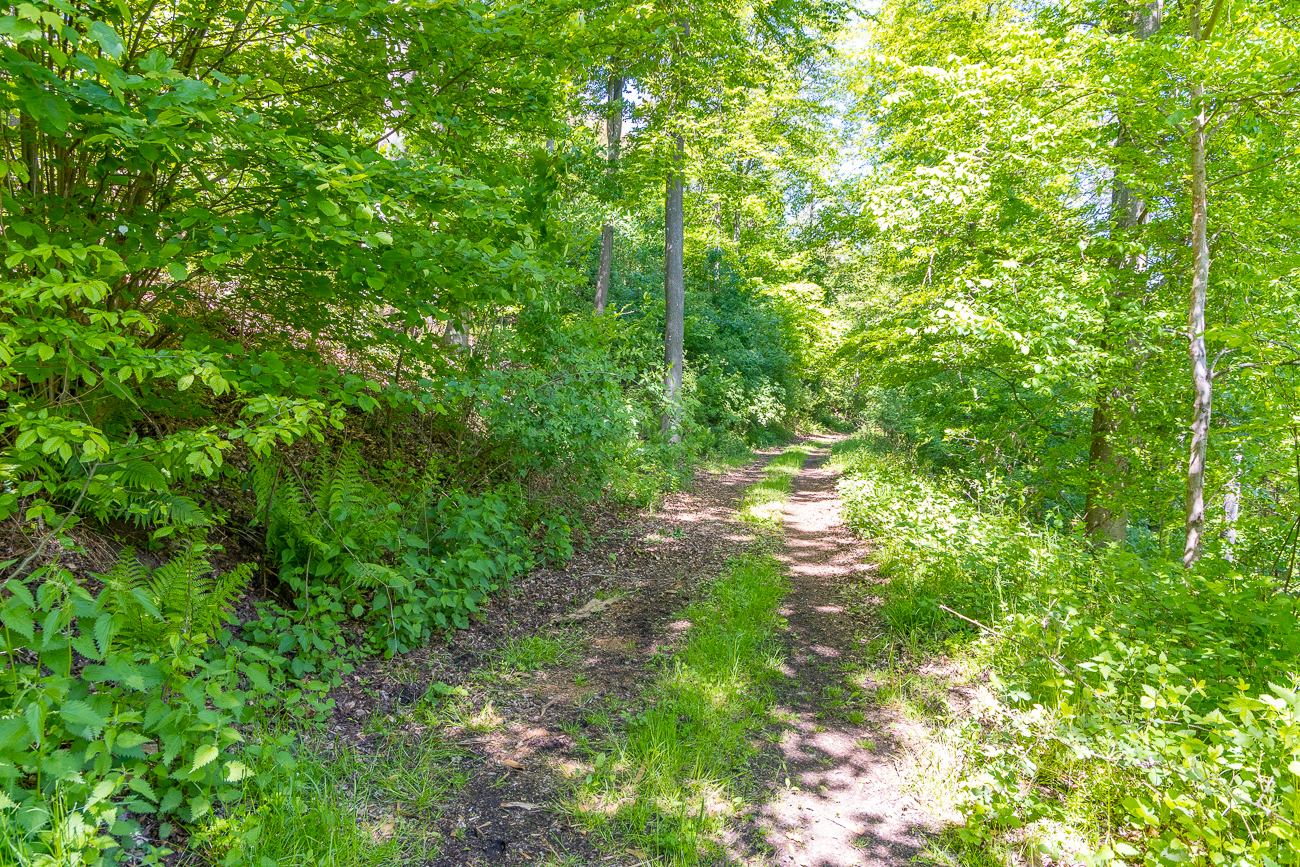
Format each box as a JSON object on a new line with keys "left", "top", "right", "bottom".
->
{"left": 198, "top": 728, "right": 470, "bottom": 865}
{"left": 493, "top": 632, "right": 579, "bottom": 672}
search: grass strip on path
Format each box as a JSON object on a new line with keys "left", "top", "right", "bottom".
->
{"left": 737, "top": 442, "right": 812, "bottom": 527}
{"left": 569, "top": 443, "right": 810, "bottom": 865}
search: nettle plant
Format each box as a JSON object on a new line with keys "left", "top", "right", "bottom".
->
{"left": 0, "top": 544, "right": 303, "bottom": 865}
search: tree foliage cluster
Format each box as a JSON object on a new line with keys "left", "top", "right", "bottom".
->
{"left": 0, "top": 0, "right": 849, "bottom": 860}
{"left": 834, "top": 0, "right": 1300, "bottom": 860}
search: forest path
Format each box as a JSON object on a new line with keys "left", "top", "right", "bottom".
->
{"left": 416, "top": 447, "right": 785, "bottom": 867}
{"left": 750, "top": 439, "right": 937, "bottom": 867}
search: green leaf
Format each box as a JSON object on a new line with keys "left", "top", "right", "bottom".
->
{"left": 191, "top": 743, "right": 219, "bottom": 773}
{"left": 115, "top": 729, "right": 151, "bottom": 749}
{"left": 167, "top": 262, "right": 189, "bottom": 282}
{"left": 159, "top": 787, "right": 183, "bottom": 813}
{"left": 189, "top": 795, "right": 212, "bottom": 820}
{"left": 60, "top": 699, "right": 107, "bottom": 738}
{"left": 128, "top": 775, "right": 158, "bottom": 802}
{"left": 88, "top": 20, "right": 125, "bottom": 58}
{"left": 0, "top": 605, "right": 34, "bottom": 639}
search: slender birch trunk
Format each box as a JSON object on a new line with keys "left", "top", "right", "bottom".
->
{"left": 1184, "top": 79, "right": 1212, "bottom": 568}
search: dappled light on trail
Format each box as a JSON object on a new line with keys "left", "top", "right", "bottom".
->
{"left": 750, "top": 438, "right": 938, "bottom": 867}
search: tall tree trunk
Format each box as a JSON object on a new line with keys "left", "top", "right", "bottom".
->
{"left": 662, "top": 133, "right": 685, "bottom": 439}
{"left": 595, "top": 74, "right": 624, "bottom": 315}
{"left": 1084, "top": 1, "right": 1161, "bottom": 545}
{"left": 1184, "top": 79, "right": 1212, "bottom": 568}
{"left": 1084, "top": 162, "right": 1140, "bottom": 545}
{"left": 595, "top": 224, "right": 615, "bottom": 314}
{"left": 1084, "top": 400, "right": 1128, "bottom": 543}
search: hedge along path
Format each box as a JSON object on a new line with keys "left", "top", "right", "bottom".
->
{"left": 752, "top": 436, "right": 938, "bottom": 867}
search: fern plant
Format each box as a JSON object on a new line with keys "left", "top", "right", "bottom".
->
{"left": 99, "top": 542, "right": 252, "bottom": 647}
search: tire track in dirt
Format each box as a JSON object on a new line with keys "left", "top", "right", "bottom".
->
{"left": 422, "top": 448, "right": 785, "bottom": 866}
{"left": 747, "top": 438, "right": 938, "bottom": 867}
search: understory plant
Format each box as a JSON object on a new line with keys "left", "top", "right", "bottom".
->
{"left": 0, "top": 543, "right": 320, "bottom": 865}
{"left": 832, "top": 434, "right": 1300, "bottom": 866}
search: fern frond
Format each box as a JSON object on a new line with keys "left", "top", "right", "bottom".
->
{"left": 98, "top": 548, "right": 157, "bottom": 640}
{"left": 251, "top": 457, "right": 282, "bottom": 519}
{"left": 159, "top": 494, "right": 209, "bottom": 527}
{"left": 117, "top": 461, "right": 169, "bottom": 491}
{"left": 151, "top": 542, "right": 209, "bottom": 640}
{"left": 319, "top": 446, "right": 365, "bottom": 520}
{"left": 198, "top": 563, "right": 253, "bottom": 635}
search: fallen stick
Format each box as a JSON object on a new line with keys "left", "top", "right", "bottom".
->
{"left": 936, "top": 604, "right": 1068, "bottom": 673}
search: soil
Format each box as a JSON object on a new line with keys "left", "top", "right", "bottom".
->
{"left": 742, "top": 438, "right": 939, "bottom": 867}
{"left": 331, "top": 448, "right": 785, "bottom": 866}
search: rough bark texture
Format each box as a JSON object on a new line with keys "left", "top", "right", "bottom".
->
{"left": 595, "top": 74, "right": 624, "bottom": 315}
{"left": 1085, "top": 400, "right": 1128, "bottom": 544}
{"left": 1184, "top": 80, "right": 1212, "bottom": 568}
{"left": 662, "top": 133, "right": 685, "bottom": 438}
{"left": 595, "top": 224, "right": 615, "bottom": 315}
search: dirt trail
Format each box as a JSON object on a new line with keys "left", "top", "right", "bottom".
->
{"left": 420, "top": 449, "right": 782, "bottom": 866}
{"left": 753, "top": 438, "right": 937, "bottom": 867}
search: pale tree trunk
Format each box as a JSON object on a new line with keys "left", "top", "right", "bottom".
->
{"left": 662, "top": 132, "right": 685, "bottom": 439}
{"left": 443, "top": 318, "right": 470, "bottom": 351}
{"left": 595, "top": 74, "right": 624, "bottom": 315}
{"left": 1223, "top": 451, "right": 1242, "bottom": 561}
{"left": 1183, "top": 79, "right": 1212, "bottom": 568}
{"left": 1084, "top": 1, "right": 1161, "bottom": 546}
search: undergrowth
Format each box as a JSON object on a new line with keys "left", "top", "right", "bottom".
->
{"left": 832, "top": 433, "right": 1300, "bottom": 867}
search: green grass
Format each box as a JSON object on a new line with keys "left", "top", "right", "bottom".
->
{"left": 737, "top": 443, "right": 811, "bottom": 526}
{"left": 568, "top": 553, "right": 787, "bottom": 865}
{"left": 700, "top": 446, "right": 756, "bottom": 475}
{"left": 197, "top": 724, "right": 469, "bottom": 865}
{"left": 830, "top": 433, "right": 1300, "bottom": 866}
{"left": 492, "top": 632, "right": 579, "bottom": 671}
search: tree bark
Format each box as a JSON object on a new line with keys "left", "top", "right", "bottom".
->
{"left": 1084, "top": 1, "right": 1161, "bottom": 546}
{"left": 1084, "top": 400, "right": 1128, "bottom": 544}
{"left": 662, "top": 132, "right": 685, "bottom": 439}
{"left": 595, "top": 224, "right": 615, "bottom": 314}
{"left": 1183, "top": 79, "right": 1212, "bottom": 568}
{"left": 1223, "top": 451, "right": 1242, "bottom": 561}
{"left": 595, "top": 74, "right": 624, "bottom": 315}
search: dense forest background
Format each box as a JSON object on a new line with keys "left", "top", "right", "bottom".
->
{"left": 2, "top": 0, "right": 1299, "bottom": 862}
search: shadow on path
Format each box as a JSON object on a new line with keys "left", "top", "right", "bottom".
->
{"left": 746, "top": 439, "right": 937, "bottom": 867}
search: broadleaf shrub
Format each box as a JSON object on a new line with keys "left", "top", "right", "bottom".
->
{"left": 0, "top": 547, "right": 322, "bottom": 865}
